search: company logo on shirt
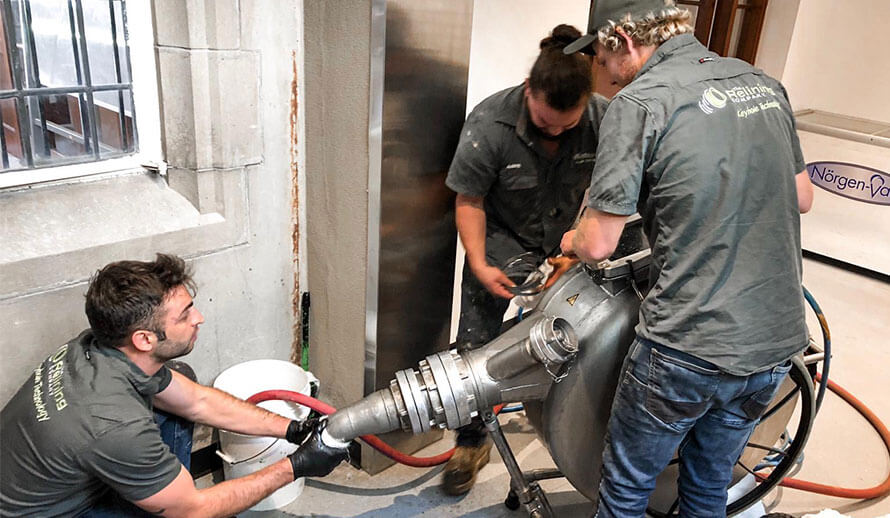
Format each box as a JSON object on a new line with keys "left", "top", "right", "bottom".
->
{"left": 698, "top": 87, "right": 728, "bottom": 114}
{"left": 573, "top": 152, "right": 596, "bottom": 164}
{"left": 698, "top": 83, "right": 781, "bottom": 118}
{"left": 807, "top": 161, "right": 890, "bottom": 205}
{"left": 32, "top": 343, "right": 70, "bottom": 422}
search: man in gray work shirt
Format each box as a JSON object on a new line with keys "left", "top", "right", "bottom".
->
{"left": 1, "top": 254, "right": 347, "bottom": 517}
{"left": 442, "top": 24, "right": 608, "bottom": 495}
{"left": 561, "top": 1, "right": 814, "bottom": 516}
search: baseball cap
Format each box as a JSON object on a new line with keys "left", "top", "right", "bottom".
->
{"left": 563, "top": 0, "right": 670, "bottom": 55}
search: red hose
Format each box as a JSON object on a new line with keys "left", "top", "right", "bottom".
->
{"left": 253, "top": 376, "right": 890, "bottom": 500}
{"left": 247, "top": 389, "right": 504, "bottom": 468}
{"left": 764, "top": 375, "right": 890, "bottom": 499}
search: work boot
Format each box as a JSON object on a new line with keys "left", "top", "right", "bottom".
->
{"left": 441, "top": 441, "right": 493, "bottom": 496}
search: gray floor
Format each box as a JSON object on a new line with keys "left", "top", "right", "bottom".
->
{"left": 246, "top": 258, "right": 890, "bottom": 518}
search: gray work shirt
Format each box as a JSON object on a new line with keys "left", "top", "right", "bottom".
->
{"left": 1, "top": 331, "right": 180, "bottom": 517}
{"left": 446, "top": 85, "right": 609, "bottom": 266}
{"left": 587, "top": 34, "right": 808, "bottom": 375}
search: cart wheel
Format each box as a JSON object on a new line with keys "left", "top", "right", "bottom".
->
{"left": 504, "top": 489, "right": 520, "bottom": 511}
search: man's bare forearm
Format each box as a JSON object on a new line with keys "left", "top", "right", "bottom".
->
{"left": 191, "top": 384, "right": 290, "bottom": 438}
{"left": 141, "top": 459, "right": 294, "bottom": 518}
{"left": 194, "top": 459, "right": 292, "bottom": 518}
{"left": 455, "top": 194, "right": 488, "bottom": 270}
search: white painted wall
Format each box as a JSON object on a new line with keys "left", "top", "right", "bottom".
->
{"left": 465, "top": 1, "right": 589, "bottom": 109}
{"left": 780, "top": 0, "right": 890, "bottom": 121}
{"left": 754, "top": 0, "right": 801, "bottom": 80}
{"left": 450, "top": 1, "right": 590, "bottom": 340}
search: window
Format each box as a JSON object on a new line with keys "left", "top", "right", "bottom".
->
{"left": 0, "top": 0, "right": 159, "bottom": 187}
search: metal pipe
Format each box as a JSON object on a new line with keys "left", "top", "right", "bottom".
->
{"left": 487, "top": 317, "right": 577, "bottom": 381}
{"left": 486, "top": 341, "right": 538, "bottom": 381}
{"left": 325, "top": 388, "right": 402, "bottom": 442}
{"left": 322, "top": 314, "right": 578, "bottom": 444}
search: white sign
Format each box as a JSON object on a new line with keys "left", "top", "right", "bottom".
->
{"left": 807, "top": 161, "right": 890, "bottom": 206}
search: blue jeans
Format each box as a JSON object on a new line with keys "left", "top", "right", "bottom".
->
{"left": 79, "top": 409, "right": 194, "bottom": 517}
{"left": 595, "top": 337, "right": 791, "bottom": 518}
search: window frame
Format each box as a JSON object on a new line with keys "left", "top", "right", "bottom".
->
{"left": 677, "top": 0, "right": 770, "bottom": 64}
{"left": 0, "top": 0, "right": 161, "bottom": 189}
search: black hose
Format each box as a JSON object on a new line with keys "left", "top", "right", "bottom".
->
{"left": 803, "top": 285, "right": 830, "bottom": 415}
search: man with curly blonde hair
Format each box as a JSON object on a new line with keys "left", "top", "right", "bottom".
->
{"left": 562, "top": 1, "right": 813, "bottom": 516}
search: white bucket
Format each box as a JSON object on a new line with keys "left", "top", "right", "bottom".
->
{"left": 212, "top": 360, "right": 318, "bottom": 512}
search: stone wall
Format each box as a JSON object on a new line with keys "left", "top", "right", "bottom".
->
{"left": 0, "top": 0, "right": 304, "bottom": 414}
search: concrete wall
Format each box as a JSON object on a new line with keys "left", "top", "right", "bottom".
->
{"left": 0, "top": 1, "right": 304, "bottom": 409}
{"left": 302, "top": 1, "right": 372, "bottom": 408}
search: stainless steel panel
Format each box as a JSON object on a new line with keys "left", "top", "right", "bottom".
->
{"left": 363, "top": 0, "right": 473, "bottom": 472}
{"left": 369, "top": 0, "right": 473, "bottom": 390}
{"left": 365, "top": 0, "right": 386, "bottom": 397}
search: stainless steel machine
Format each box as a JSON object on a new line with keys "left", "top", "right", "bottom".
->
{"left": 322, "top": 221, "right": 818, "bottom": 517}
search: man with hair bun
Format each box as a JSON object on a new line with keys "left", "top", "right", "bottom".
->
{"left": 562, "top": 1, "right": 814, "bottom": 516}
{"left": 443, "top": 24, "right": 609, "bottom": 496}
{"left": 1, "top": 254, "right": 349, "bottom": 517}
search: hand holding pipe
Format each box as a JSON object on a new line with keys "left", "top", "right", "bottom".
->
{"left": 287, "top": 418, "right": 349, "bottom": 478}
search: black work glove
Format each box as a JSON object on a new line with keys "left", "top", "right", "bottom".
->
{"left": 288, "top": 417, "right": 349, "bottom": 479}
{"left": 285, "top": 417, "right": 317, "bottom": 445}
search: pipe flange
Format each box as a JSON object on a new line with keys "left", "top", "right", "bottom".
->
{"left": 404, "top": 368, "right": 432, "bottom": 433}
{"left": 440, "top": 350, "right": 473, "bottom": 425}
{"left": 388, "top": 378, "right": 410, "bottom": 431}
{"left": 425, "top": 353, "right": 463, "bottom": 429}
{"left": 418, "top": 359, "right": 447, "bottom": 428}
{"left": 394, "top": 370, "right": 423, "bottom": 434}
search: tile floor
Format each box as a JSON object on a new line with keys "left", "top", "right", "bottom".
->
{"left": 244, "top": 258, "right": 890, "bottom": 518}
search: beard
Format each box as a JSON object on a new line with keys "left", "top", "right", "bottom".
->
{"left": 614, "top": 57, "right": 640, "bottom": 88}
{"left": 152, "top": 334, "right": 195, "bottom": 362}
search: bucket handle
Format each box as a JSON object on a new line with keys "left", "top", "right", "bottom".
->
{"left": 216, "top": 438, "right": 282, "bottom": 466}
{"left": 306, "top": 371, "right": 319, "bottom": 398}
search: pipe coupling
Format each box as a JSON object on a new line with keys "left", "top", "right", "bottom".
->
{"left": 527, "top": 317, "right": 578, "bottom": 378}
{"left": 388, "top": 316, "right": 578, "bottom": 435}
{"left": 389, "top": 349, "right": 476, "bottom": 434}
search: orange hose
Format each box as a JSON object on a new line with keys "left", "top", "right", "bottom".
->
{"left": 759, "top": 375, "right": 890, "bottom": 499}
{"left": 248, "top": 389, "right": 504, "bottom": 468}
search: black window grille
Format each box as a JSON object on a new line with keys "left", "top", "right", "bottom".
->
{"left": 1, "top": 0, "right": 137, "bottom": 173}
